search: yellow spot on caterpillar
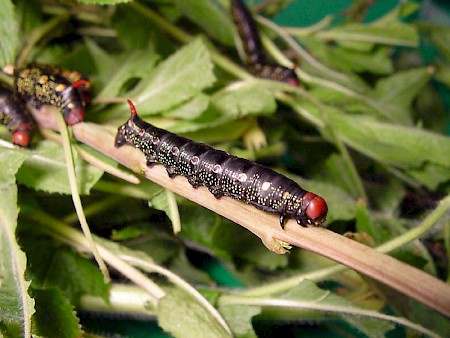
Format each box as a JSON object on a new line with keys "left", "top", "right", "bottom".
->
{"left": 55, "top": 84, "right": 67, "bottom": 92}
{"left": 38, "top": 75, "right": 48, "bottom": 84}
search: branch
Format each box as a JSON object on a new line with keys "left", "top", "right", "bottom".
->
{"left": 29, "top": 107, "right": 450, "bottom": 317}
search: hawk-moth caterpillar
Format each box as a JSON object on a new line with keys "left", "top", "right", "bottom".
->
{"left": 0, "top": 82, "right": 35, "bottom": 146}
{"left": 15, "top": 64, "right": 91, "bottom": 126}
{"left": 230, "top": 0, "right": 300, "bottom": 86}
{"left": 115, "top": 100, "right": 327, "bottom": 228}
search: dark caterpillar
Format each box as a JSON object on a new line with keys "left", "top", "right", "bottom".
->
{"left": 14, "top": 64, "right": 91, "bottom": 125}
{"left": 230, "top": 0, "right": 300, "bottom": 86}
{"left": 0, "top": 82, "right": 35, "bottom": 146}
{"left": 115, "top": 101, "right": 327, "bottom": 228}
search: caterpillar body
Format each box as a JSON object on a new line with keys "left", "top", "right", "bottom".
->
{"left": 230, "top": 0, "right": 299, "bottom": 86}
{"left": 14, "top": 64, "right": 91, "bottom": 125}
{"left": 115, "top": 101, "right": 327, "bottom": 228}
{"left": 0, "top": 82, "right": 35, "bottom": 147}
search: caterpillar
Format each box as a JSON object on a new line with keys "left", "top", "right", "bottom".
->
{"left": 0, "top": 82, "right": 35, "bottom": 146}
{"left": 115, "top": 100, "right": 327, "bottom": 228}
{"left": 230, "top": 0, "right": 300, "bottom": 86}
{"left": 14, "top": 64, "right": 91, "bottom": 125}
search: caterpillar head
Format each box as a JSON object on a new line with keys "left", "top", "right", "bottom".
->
{"left": 298, "top": 192, "right": 328, "bottom": 226}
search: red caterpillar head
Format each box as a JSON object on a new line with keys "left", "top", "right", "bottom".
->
{"left": 12, "top": 123, "right": 34, "bottom": 147}
{"left": 299, "top": 192, "right": 328, "bottom": 226}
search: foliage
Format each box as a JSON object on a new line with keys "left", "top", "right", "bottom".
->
{"left": 0, "top": 0, "right": 449, "bottom": 337}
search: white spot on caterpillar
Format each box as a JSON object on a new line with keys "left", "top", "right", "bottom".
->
{"left": 238, "top": 173, "right": 247, "bottom": 182}
{"left": 261, "top": 181, "right": 271, "bottom": 191}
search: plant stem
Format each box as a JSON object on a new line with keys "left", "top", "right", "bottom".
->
{"left": 121, "top": 255, "right": 233, "bottom": 336}
{"left": 129, "top": 1, "right": 252, "bottom": 81}
{"left": 376, "top": 194, "right": 450, "bottom": 253}
{"left": 25, "top": 209, "right": 165, "bottom": 307}
{"left": 218, "top": 295, "right": 440, "bottom": 338}
{"left": 165, "top": 190, "right": 181, "bottom": 234}
{"left": 129, "top": 1, "right": 191, "bottom": 43}
{"left": 242, "top": 194, "right": 450, "bottom": 297}
{"left": 54, "top": 112, "right": 110, "bottom": 282}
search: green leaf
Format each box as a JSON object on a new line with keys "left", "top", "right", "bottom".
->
{"left": 322, "top": 22, "right": 418, "bottom": 47}
{"left": 0, "top": 0, "right": 19, "bottom": 66}
{"left": 211, "top": 81, "right": 277, "bottom": 117}
{"left": 434, "top": 61, "right": 450, "bottom": 88}
{"left": 86, "top": 38, "right": 160, "bottom": 99}
{"left": 179, "top": 205, "right": 288, "bottom": 270}
{"left": 219, "top": 304, "right": 261, "bottom": 338}
{"left": 31, "top": 288, "right": 82, "bottom": 338}
{"left": 407, "top": 162, "right": 450, "bottom": 190}
{"left": 16, "top": 140, "right": 104, "bottom": 195}
{"left": 323, "top": 46, "right": 393, "bottom": 75}
{"left": 157, "top": 287, "right": 232, "bottom": 338}
{"left": 129, "top": 38, "right": 216, "bottom": 116}
{"left": 175, "top": 0, "right": 234, "bottom": 46}
{"left": 0, "top": 148, "right": 34, "bottom": 338}
{"left": 417, "top": 22, "right": 450, "bottom": 61}
{"left": 373, "top": 67, "right": 432, "bottom": 116}
{"left": 22, "top": 238, "right": 109, "bottom": 305}
{"left": 163, "top": 93, "right": 210, "bottom": 120}
{"left": 331, "top": 113, "right": 450, "bottom": 169}
{"left": 373, "top": 1, "right": 420, "bottom": 26}
{"left": 298, "top": 101, "right": 450, "bottom": 187}
{"left": 149, "top": 189, "right": 179, "bottom": 229}
{"left": 113, "top": 5, "right": 161, "bottom": 50}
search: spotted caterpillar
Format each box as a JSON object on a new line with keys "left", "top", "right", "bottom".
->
{"left": 0, "top": 82, "right": 35, "bottom": 146}
{"left": 115, "top": 101, "right": 327, "bottom": 228}
{"left": 14, "top": 64, "right": 91, "bottom": 126}
{"left": 230, "top": 0, "right": 299, "bottom": 86}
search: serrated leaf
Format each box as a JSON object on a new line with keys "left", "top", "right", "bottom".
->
{"left": 16, "top": 140, "right": 104, "bottom": 195}
{"left": 332, "top": 113, "right": 450, "bottom": 169}
{"left": 157, "top": 288, "right": 231, "bottom": 338}
{"left": 22, "top": 238, "right": 109, "bottom": 305}
{"left": 323, "top": 46, "right": 393, "bottom": 75}
{"left": 0, "top": 147, "right": 34, "bottom": 338}
{"left": 211, "top": 81, "right": 277, "bottom": 117}
{"left": 0, "top": 0, "right": 19, "bottom": 66}
{"left": 176, "top": 119, "right": 252, "bottom": 142}
{"left": 374, "top": 67, "right": 432, "bottom": 114}
{"left": 298, "top": 101, "right": 450, "bottom": 187}
{"left": 175, "top": 0, "right": 234, "bottom": 46}
{"left": 31, "top": 288, "right": 82, "bottom": 338}
{"left": 129, "top": 38, "right": 216, "bottom": 115}
{"left": 219, "top": 305, "right": 261, "bottom": 338}
{"left": 92, "top": 42, "right": 160, "bottom": 99}
{"left": 406, "top": 162, "right": 450, "bottom": 190}
{"left": 163, "top": 93, "right": 210, "bottom": 120}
